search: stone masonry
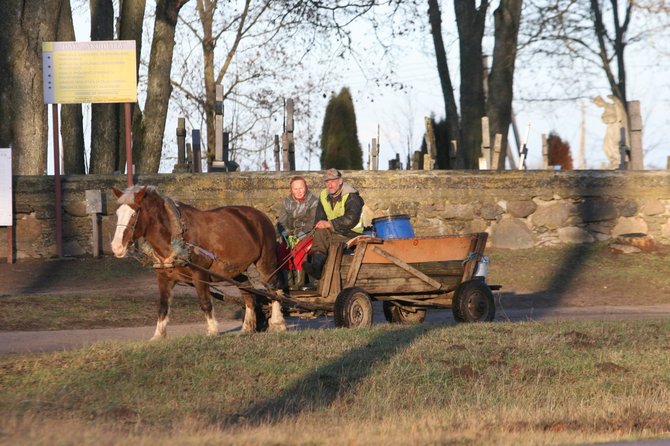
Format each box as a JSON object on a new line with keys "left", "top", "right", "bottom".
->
{"left": 2, "top": 170, "right": 670, "bottom": 259}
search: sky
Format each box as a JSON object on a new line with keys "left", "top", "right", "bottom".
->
{"left": 335, "top": 18, "right": 670, "bottom": 172}
{"left": 50, "top": 2, "right": 670, "bottom": 174}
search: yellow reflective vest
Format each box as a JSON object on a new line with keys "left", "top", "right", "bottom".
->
{"left": 319, "top": 189, "right": 364, "bottom": 233}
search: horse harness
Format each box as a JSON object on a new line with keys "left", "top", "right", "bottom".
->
{"left": 136, "top": 196, "right": 217, "bottom": 270}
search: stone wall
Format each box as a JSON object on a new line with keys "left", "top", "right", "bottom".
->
{"left": 2, "top": 170, "right": 670, "bottom": 259}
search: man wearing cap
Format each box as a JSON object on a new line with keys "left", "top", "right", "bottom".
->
{"left": 302, "top": 168, "right": 365, "bottom": 280}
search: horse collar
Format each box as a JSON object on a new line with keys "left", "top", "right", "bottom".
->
{"left": 140, "top": 197, "right": 190, "bottom": 269}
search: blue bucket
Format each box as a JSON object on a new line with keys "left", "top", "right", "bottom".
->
{"left": 372, "top": 215, "right": 415, "bottom": 239}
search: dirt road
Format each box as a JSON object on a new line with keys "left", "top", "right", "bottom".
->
{"left": 3, "top": 302, "right": 670, "bottom": 355}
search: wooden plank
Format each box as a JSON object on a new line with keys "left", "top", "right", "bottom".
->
{"left": 370, "top": 246, "right": 442, "bottom": 289}
{"left": 318, "top": 242, "right": 344, "bottom": 299}
{"left": 348, "top": 278, "right": 461, "bottom": 294}
{"left": 345, "top": 240, "right": 368, "bottom": 288}
{"left": 354, "top": 262, "right": 464, "bottom": 278}
{"left": 361, "top": 235, "right": 478, "bottom": 264}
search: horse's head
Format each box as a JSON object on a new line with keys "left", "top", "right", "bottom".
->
{"left": 111, "top": 185, "right": 149, "bottom": 258}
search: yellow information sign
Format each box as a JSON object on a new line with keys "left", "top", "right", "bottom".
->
{"left": 42, "top": 41, "right": 137, "bottom": 104}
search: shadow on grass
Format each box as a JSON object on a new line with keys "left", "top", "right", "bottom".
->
{"left": 498, "top": 174, "right": 619, "bottom": 312}
{"left": 234, "top": 324, "right": 437, "bottom": 426}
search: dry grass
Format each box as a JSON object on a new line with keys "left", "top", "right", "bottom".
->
{"left": 1, "top": 320, "right": 669, "bottom": 445}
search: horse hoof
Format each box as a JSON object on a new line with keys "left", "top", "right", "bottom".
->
{"left": 150, "top": 335, "right": 165, "bottom": 341}
{"left": 269, "top": 322, "right": 287, "bottom": 332}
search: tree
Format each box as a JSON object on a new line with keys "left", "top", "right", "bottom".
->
{"left": 0, "top": 0, "right": 64, "bottom": 175}
{"left": 117, "top": 0, "right": 147, "bottom": 173}
{"left": 454, "top": 0, "right": 488, "bottom": 169}
{"left": 172, "top": 1, "right": 382, "bottom": 170}
{"left": 133, "top": 0, "right": 191, "bottom": 173}
{"left": 89, "top": 0, "right": 118, "bottom": 174}
{"left": 428, "top": 0, "right": 461, "bottom": 169}
{"left": 488, "top": 0, "right": 523, "bottom": 170}
{"left": 58, "top": 0, "right": 86, "bottom": 174}
{"left": 320, "top": 87, "right": 364, "bottom": 170}
{"left": 426, "top": 0, "right": 522, "bottom": 170}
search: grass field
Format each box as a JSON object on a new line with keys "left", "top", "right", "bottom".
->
{"left": 1, "top": 320, "right": 670, "bottom": 445}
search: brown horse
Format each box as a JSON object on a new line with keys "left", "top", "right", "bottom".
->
{"left": 111, "top": 185, "right": 286, "bottom": 339}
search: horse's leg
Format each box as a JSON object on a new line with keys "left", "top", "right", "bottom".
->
{"left": 268, "top": 300, "right": 286, "bottom": 332}
{"left": 253, "top": 255, "right": 287, "bottom": 332}
{"left": 241, "top": 291, "right": 257, "bottom": 333}
{"left": 193, "top": 271, "right": 219, "bottom": 336}
{"left": 152, "top": 273, "right": 175, "bottom": 340}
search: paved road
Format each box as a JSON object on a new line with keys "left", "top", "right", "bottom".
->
{"left": 2, "top": 303, "right": 670, "bottom": 355}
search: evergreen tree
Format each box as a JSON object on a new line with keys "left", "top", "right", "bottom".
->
{"left": 320, "top": 87, "right": 364, "bottom": 170}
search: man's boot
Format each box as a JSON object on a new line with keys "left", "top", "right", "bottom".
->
{"left": 289, "top": 270, "right": 305, "bottom": 291}
{"left": 303, "top": 252, "right": 327, "bottom": 280}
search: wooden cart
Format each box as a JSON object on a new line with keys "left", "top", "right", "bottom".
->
{"left": 276, "top": 232, "right": 499, "bottom": 328}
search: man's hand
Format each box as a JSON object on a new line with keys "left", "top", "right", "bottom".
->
{"left": 315, "top": 220, "right": 333, "bottom": 230}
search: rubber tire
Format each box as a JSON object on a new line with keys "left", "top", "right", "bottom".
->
{"left": 452, "top": 280, "right": 495, "bottom": 323}
{"left": 334, "top": 287, "right": 373, "bottom": 328}
{"left": 382, "top": 301, "right": 427, "bottom": 325}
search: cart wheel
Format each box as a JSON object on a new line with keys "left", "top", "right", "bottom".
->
{"left": 452, "top": 280, "right": 495, "bottom": 323}
{"left": 334, "top": 287, "right": 373, "bottom": 328}
{"left": 382, "top": 302, "right": 427, "bottom": 325}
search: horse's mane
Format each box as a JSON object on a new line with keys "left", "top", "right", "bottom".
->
{"left": 117, "top": 185, "right": 158, "bottom": 205}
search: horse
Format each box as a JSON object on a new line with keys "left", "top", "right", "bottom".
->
{"left": 111, "top": 185, "right": 286, "bottom": 339}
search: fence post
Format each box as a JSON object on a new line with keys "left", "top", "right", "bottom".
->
{"left": 286, "top": 98, "right": 295, "bottom": 171}
{"left": 628, "top": 100, "right": 643, "bottom": 170}
{"left": 480, "top": 117, "right": 490, "bottom": 169}
{"left": 274, "top": 135, "right": 281, "bottom": 171}
{"left": 491, "top": 134, "right": 502, "bottom": 170}
{"left": 370, "top": 138, "right": 378, "bottom": 171}
{"left": 542, "top": 133, "right": 548, "bottom": 169}
{"left": 424, "top": 117, "right": 437, "bottom": 170}
{"left": 173, "top": 117, "right": 189, "bottom": 173}
{"left": 215, "top": 84, "right": 224, "bottom": 163}
{"left": 192, "top": 129, "right": 201, "bottom": 173}
{"left": 618, "top": 127, "right": 628, "bottom": 170}
{"left": 85, "top": 190, "right": 102, "bottom": 258}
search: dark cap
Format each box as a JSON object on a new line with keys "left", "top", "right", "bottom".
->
{"left": 323, "top": 168, "right": 342, "bottom": 181}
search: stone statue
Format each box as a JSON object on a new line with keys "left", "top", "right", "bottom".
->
{"left": 593, "top": 95, "right": 629, "bottom": 169}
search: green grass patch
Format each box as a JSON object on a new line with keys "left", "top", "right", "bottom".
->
{"left": 2, "top": 320, "right": 669, "bottom": 445}
{"left": 488, "top": 243, "right": 670, "bottom": 306}
{"left": 0, "top": 292, "right": 242, "bottom": 331}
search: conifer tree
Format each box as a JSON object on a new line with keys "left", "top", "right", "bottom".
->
{"left": 320, "top": 87, "right": 364, "bottom": 170}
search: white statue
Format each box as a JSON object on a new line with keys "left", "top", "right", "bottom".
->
{"left": 593, "top": 95, "right": 629, "bottom": 169}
